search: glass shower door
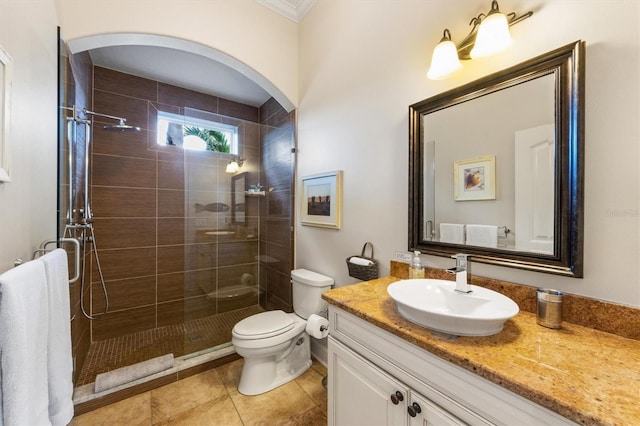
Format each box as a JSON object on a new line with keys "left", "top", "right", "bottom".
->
{"left": 157, "top": 107, "right": 262, "bottom": 357}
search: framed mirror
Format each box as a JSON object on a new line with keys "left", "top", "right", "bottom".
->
{"left": 231, "top": 172, "right": 247, "bottom": 224}
{"left": 409, "top": 41, "right": 585, "bottom": 277}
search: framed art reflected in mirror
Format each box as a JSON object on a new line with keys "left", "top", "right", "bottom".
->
{"left": 454, "top": 155, "right": 496, "bottom": 201}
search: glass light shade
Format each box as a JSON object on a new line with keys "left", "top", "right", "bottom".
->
{"left": 427, "top": 39, "right": 462, "bottom": 80}
{"left": 470, "top": 11, "right": 511, "bottom": 58}
{"left": 225, "top": 160, "right": 239, "bottom": 174}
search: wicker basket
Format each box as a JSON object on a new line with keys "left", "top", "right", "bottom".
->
{"left": 346, "top": 242, "right": 379, "bottom": 281}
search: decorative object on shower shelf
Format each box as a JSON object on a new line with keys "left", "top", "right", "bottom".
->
{"left": 247, "top": 184, "right": 263, "bottom": 193}
{"left": 0, "top": 44, "right": 13, "bottom": 182}
{"left": 301, "top": 170, "right": 342, "bottom": 229}
{"left": 194, "top": 202, "right": 230, "bottom": 213}
{"left": 454, "top": 155, "right": 496, "bottom": 201}
{"left": 346, "top": 242, "right": 379, "bottom": 281}
{"left": 246, "top": 184, "right": 265, "bottom": 196}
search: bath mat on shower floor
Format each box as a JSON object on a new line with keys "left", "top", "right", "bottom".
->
{"left": 94, "top": 353, "right": 175, "bottom": 393}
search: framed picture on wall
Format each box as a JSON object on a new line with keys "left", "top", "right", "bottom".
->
{"left": 301, "top": 170, "right": 343, "bottom": 229}
{"left": 454, "top": 155, "right": 496, "bottom": 201}
{"left": 0, "top": 44, "right": 12, "bottom": 182}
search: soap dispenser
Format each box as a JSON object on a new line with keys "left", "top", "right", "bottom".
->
{"left": 409, "top": 251, "right": 425, "bottom": 279}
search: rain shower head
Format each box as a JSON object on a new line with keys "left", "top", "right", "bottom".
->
{"left": 103, "top": 120, "right": 141, "bottom": 132}
{"left": 64, "top": 106, "right": 141, "bottom": 132}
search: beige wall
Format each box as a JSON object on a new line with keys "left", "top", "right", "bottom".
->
{"left": 297, "top": 0, "right": 640, "bottom": 307}
{"left": 2, "top": 0, "right": 639, "bottom": 308}
{"left": 0, "top": 0, "right": 59, "bottom": 272}
{"left": 56, "top": 0, "right": 299, "bottom": 110}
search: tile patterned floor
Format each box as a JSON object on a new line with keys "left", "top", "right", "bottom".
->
{"left": 70, "top": 358, "right": 328, "bottom": 425}
{"left": 77, "top": 306, "right": 263, "bottom": 386}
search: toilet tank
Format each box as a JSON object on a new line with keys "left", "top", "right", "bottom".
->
{"left": 291, "top": 269, "right": 334, "bottom": 319}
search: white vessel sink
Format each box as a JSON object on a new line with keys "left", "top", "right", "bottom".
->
{"left": 387, "top": 279, "right": 519, "bottom": 336}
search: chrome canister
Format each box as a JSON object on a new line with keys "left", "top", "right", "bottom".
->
{"left": 536, "top": 288, "right": 564, "bottom": 329}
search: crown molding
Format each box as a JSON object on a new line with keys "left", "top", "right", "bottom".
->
{"left": 256, "top": 0, "right": 317, "bottom": 23}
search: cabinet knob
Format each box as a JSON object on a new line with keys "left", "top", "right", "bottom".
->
{"left": 390, "top": 391, "right": 404, "bottom": 405}
{"left": 407, "top": 402, "right": 422, "bottom": 417}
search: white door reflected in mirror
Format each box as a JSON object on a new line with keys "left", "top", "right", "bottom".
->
{"left": 515, "top": 124, "right": 555, "bottom": 254}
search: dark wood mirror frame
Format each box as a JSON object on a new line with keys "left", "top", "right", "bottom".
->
{"left": 409, "top": 41, "right": 585, "bottom": 277}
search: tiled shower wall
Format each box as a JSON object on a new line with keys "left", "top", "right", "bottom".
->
{"left": 88, "top": 66, "right": 265, "bottom": 341}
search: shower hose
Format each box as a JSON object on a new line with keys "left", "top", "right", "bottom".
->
{"left": 64, "top": 223, "right": 109, "bottom": 320}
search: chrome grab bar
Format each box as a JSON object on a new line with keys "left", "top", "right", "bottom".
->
{"left": 33, "top": 238, "right": 81, "bottom": 284}
{"left": 66, "top": 118, "right": 75, "bottom": 224}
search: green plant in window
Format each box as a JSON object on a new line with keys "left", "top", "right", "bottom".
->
{"left": 183, "top": 126, "right": 230, "bottom": 153}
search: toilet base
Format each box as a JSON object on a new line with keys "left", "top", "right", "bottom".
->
{"left": 237, "top": 333, "right": 312, "bottom": 396}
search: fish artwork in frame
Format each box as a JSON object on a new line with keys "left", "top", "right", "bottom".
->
{"left": 195, "top": 203, "right": 230, "bottom": 213}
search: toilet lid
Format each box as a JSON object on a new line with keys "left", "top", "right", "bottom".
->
{"left": 233, "top": 310, "right": 295, "bottom": 339}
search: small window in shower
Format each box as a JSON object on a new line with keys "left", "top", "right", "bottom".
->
{"left": 156, "top": 111, "right": 238, "bottom": 154}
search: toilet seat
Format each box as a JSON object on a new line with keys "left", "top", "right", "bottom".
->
{"left": 232, "top": 313, "right": 306, "bottom": 350}
{"left": 233, "top": 310, "right": 295, "bottom": 340}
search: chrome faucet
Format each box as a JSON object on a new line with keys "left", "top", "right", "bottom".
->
{"left": 446, "top": 254, "right": 472, "bottom": 293}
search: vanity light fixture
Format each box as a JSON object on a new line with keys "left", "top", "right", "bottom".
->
{"left": 470, "top": 0, "right": 512, "bottom": 58}
{"left": 225, "top": 157, "right": 244, "bottom": 174}
{"left": 426, "top": 29, "right": 462, "bottom": 80}
{"left": 426, "top": 1, "right": 533, "bottom": 80}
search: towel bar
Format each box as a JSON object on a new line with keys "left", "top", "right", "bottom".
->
{"left": 33, "top": 238, "right": 81, "bottom": 284}
{"left": 498, "top": 226, "right": 511, "bottom": 237}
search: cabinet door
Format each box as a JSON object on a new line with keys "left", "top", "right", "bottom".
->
{"left": 408, "top": 392, "right": 466, "bottom": 426}
{"left": 329, "top": 338, "right": 407, "bottom": 426}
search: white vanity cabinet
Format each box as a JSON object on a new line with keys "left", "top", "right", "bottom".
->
{"left": 327, "top": 306, "right": 577, "bottom": 426}
{"left": 330, "top": 338, "right": 465, "bottom": 425}
{"left": 330, "top": 338, "right": 408, "bottom": 425}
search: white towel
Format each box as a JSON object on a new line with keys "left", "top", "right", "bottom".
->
{"left": 40, "top": 249, "right": 74, "bottom": 426}
{"left": 0, "top": 260, "right": 51, "bottom": 426}
{"left": 439, "top": 223, "right": 465, "bottom": 244}
{"left": 348, "top": 257, "right": 373, "bottom": 266}
{"left": 466, "top": 224, "right": 498, "bottom": 248}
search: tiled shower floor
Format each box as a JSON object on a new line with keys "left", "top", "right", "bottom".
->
{"left": 76, "top": 305, "right": 263, "bottom": 386}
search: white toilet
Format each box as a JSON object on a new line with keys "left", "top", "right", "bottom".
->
{"left": 232, "top": 268, "right": 334, "bottom": 395}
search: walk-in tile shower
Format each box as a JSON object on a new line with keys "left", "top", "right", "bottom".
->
{"left": 59, "top": 46, "right": 295, "bottom": 394}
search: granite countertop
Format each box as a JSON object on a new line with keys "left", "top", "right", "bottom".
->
{"left": 322, "top": 276, "right": 640, "bottom": 426}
